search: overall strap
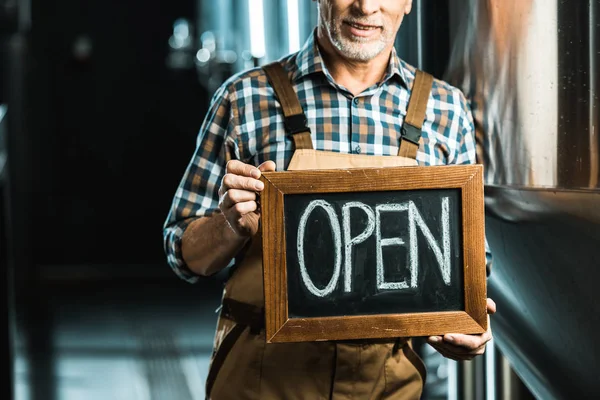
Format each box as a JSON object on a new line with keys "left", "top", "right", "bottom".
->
{"left": 263, "top": 62, "right": 314, "bottom": 150}
{"left": 398, "top": 69, "right": 434, "bottom": 159}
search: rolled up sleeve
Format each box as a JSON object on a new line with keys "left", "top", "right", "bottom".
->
{"left": 163, "top": 84, "right": 240, "bottom": 282}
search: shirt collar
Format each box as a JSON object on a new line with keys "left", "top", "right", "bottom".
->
{"left": 385, "top": 47, "right": 408, "bottom": 88}
{"left": 292, "top": 29, "right": 408, "bottom": 89}
{"left": 291, "top": 30, "right": 325, "bottom": 82}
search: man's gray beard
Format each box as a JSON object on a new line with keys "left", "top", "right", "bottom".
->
{"left": 326, "top": 19, "right": 389, "bottom": 62}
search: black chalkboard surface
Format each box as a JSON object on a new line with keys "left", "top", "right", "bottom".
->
{"left": 284, "top": 189, "right": 463, "bottom": 319}
{"left": 260, "top": 165, "right": 487, "bottom": 344}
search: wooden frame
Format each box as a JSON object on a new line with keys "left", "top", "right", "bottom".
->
{"left": 260, "top": 165, "right": 487, "bottom": 343}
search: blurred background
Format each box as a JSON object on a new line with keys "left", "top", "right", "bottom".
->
{"left": 1, "top": 0, "right": 598, "bottom": 399}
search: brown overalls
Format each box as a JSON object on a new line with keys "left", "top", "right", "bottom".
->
{"left": 205, "top": 63, "right": 434, "bottom": 400}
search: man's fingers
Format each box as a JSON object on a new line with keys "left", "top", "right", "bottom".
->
{"left": 221, "top": 173, "right": 264, "bottom": 193}
{"left": 221, "top": 161, "right": 275, "bottom": 197}
{"left": 429, "top": 342, "right": 476, "bottom": 361}
{"left": 258, "top": 160, "right": 276, "bottom": 172}
{"left": 220, "top": 189, "right": 257, "bottom": 210}
{"left": 218, "top": 160, "right": 273, "bottom": 237}
{"left": 226, "top": 160, "right": 262, "bottom": 179}
{"left": 229, "top": 201, "right": 258, "bottom": 218}
{"left": 487, "top": 298, "right": 497, "bottom": 314}
{"left": 428, "top": 301, "right": 494, "bottom": 361}
{"left": 442, "top": 330, "right": 492, "bottom": 350}
{"left": 439, "top": 341, "right": 487, "bottom": 356}
{"left": 429, "top": 336, "right": 486, "bottom": 360}
{"left": 429, "top": 343, "right": 458, "bottom": 360}
{"left": 428, "top": 335, "right": 478, "bottom": 355}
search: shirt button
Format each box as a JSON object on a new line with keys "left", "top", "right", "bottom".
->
{"left": 354, "top": 145, "right": 362, "bottom": 154}
{"left": 353, "top": 98, "right": 359, "bottom": 105}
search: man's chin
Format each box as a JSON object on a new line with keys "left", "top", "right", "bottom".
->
{"left": 336, "top": 44, "right": 385, "bottom": 62}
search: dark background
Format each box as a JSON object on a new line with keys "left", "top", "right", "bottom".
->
{"left": 2, "top": 1, "right": 213, "bottom": 399}
{"left": 16, "top": 0, "right": 205, "bottom": 267}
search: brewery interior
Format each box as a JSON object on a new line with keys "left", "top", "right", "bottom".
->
{"left": 1, "top": 0, "right": 599, "bottom": 399}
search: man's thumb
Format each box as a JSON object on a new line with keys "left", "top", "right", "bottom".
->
{"left": 258, "top": 160, "right": 276, "bottom": 172}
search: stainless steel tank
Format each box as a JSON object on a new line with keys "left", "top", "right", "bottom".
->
{"left": 445, "top": 0, "right": 600, "bottom": 398}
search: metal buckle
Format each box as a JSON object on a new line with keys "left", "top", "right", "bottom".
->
{"left": 284, "top": 113, "right": 310, "bottom": 136}
{"left": 401, "top": 124, "right": 422, "bottom": 145}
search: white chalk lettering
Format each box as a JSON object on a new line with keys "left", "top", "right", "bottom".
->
{"left": 342, "top": 202, "right": 375, "bottom": 293}
{"left": 375, "top": 204, "right": 410, "bottom": 290}
{"left": 297, "top": 200, "right": 342, "bottom": 297}
{"left": 298, "top": 197, "right": 452, "bottom": 296}
{"left": 410, "top": 197, "right": 452, "bottom": 285}
{"left": 375, "top": 198, "right": 452, "bottom": 290}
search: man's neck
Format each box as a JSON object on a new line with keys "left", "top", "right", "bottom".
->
{"left": 317, "top": 31, "right": 393, "bottom": 96}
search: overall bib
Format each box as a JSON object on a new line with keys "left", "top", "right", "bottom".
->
{"left": 206, "top": 63, "right": 434, "bottom": 400}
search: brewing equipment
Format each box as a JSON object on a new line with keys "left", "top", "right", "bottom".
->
{"left": 445, "top": 0, "right": 600, "bottom": 398}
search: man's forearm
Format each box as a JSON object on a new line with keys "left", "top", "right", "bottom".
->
{"left": 181, "top": 213, "right": 249, "bottom": 276}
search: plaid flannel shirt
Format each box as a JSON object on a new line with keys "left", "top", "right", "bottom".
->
{"left": 163, "top": 31, "right": 491, "bottom": 283}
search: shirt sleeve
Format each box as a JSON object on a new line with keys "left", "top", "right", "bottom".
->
{"left": 162, "top": 84, "right": 240, "bottom": 283}
{"left": 453, "top": 88, "right": 494, "bottom": 276}
{"left": 452, "top": 88, "right": 477, "bottom": 166}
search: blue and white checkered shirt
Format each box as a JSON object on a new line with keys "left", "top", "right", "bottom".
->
{"left": 164, "top": 31, "right": 489, "bottom": 283}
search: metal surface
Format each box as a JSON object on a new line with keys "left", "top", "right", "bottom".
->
{"left": 445, "top": 0, "right": 600, "bottom": 398}
{"left": 446, "top": 341, "right": 534, "bottom": 400}
{"left": 0, "top": 105, "right": 6, "bottom": 177}
{"left": 0, "top": 103, "right": 12, "bottom": 400}
{"left": 0, "top": 0, "right": 18, "bottom": 34}
{"left": 194, "top": 0, "right": 319, "bottom": 95}
{"left": 447, "top": 0, "right": 599, "bottom": 189}
{"left": 484, "top": 188, "right": 600, "bottom": 399}
{"left": 5, "top": 28, "right": 42, "bottom": 399}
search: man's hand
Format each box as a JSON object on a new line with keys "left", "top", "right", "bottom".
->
{"left": 427, "top": 298, "right": 496, "bottom": 361}
{"left": 218, "top": 160, "right": 276, "bottom": 237}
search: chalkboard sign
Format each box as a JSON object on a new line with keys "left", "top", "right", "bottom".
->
{"left": 260, "top": 165, "right": 487, "bottom": 343}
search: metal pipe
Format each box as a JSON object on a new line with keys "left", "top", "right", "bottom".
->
{"left": 0, "top": 102, "right": 12, "bottom": 400}
{"left": 485, "top": 339, "right": 496, "bottom": 400}
{"left": 447, "top": 359, "right": 458, "bottom": 400}
{"left": 590, "top": 0, "right": 599, "bottom": 188}
{"left": 415, "top": 0, "right": 424, "bottom": 69}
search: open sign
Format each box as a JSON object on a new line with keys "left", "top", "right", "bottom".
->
{"left": 260, "top": 165, "right": 487, "bottom": 343}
